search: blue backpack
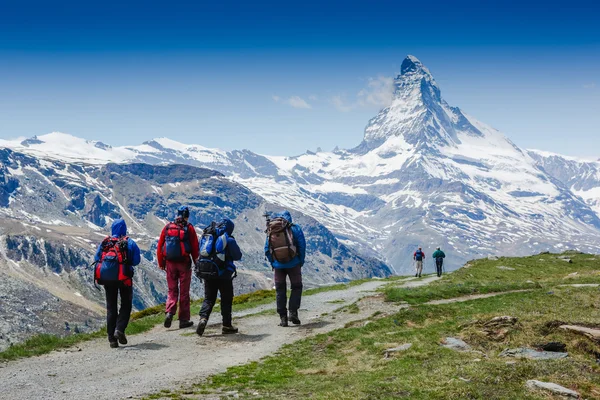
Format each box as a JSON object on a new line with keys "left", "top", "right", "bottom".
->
{"left": 194, "top": 222, "right": 228, "bottom": 280}
{"left": 415, "top": 250, "right": 424, "bottom": 261}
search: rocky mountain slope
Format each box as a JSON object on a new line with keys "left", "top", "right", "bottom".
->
{"left": 0, "top": 151, "right": 390, "bottom": 350}
{"left": 3, "top": 56, "right": 599, "bottom": 274}
{"left": 528, "top": 150, "right": 600, "bottom": 217}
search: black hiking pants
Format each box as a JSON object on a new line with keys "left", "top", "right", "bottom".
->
{"left": 274, "top": 265, "right": 303, "bottom": 317}
{"left": 200, "top": 277, "right": 234, "bottom": 326}
{"left": 436, "top": 258, "right": 444, "bottom": 277}
{"left": 104, "top": 282, "right": 133, "bottom": 341}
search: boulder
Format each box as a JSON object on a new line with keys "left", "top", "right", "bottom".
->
{"left": 442, "top": 337, "right": 471, "bottom": 352}
{"left": 496, "top": 266, "right": 515, "bottom": 270}
{"left": 559, "top": 325, "right": 600, "bottom": 342}
{"left": 488, "top": 256, "right": 499, "bottom": 261}
{"left": 383, "top": 343, "right": 412, "bottom": 358}
{"left": 499, "top": 348, "right": 568, "bottom": 360}
{"left": 526, "top": 380, "right": 579, "bottom": 398}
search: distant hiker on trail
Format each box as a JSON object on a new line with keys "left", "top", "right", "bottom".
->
{"left": 94, "top": 218, "right": 141, "bottom": 348}
{"left": 194, "top": 218, "right": 242, "bottom": 336}
{"left": 413, "top": 247, "right": 425, "bottom": 278}
{"left": 157, "top": 206, "right": 199, "bottom": 330}
{"left": 432, "top": 247, "right": 446, "bottom": 277}
{"left": 264, "top": 210, "right": 306, "bottom": 327}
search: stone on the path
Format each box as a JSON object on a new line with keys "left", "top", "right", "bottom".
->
{"left": 442, "top": 337, "right": 471, "bottom": 352}
{"left": 560, "top": 325, "right": 600, "bottom": 342}
{"left": 499, "top": 348, "right": 568, "bottom": 360}
{"left": 526, "top": 380, "right": 579, "bottom": 398}
{"left": 384, "top": 343, "right": 412, "bottom": 357}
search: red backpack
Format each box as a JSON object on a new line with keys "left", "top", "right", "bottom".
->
{"left": 95, "top": 236, "right": 133, "bottom": 286}
{"left": 163, "top": 221, "right": 192, "bottom": 261}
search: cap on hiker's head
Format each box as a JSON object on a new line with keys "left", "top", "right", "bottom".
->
{"left": 177, "top": 206, "right": 190, "bottom": 219}
{"left": 437, "top": 247, "right": 440, "bottom": 250}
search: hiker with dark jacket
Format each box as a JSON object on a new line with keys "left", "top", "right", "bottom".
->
{"left": 413, "top": 247, "right": 425, "bottom": 278}
{"left": 94, "top": 218, "right": 141, "bottom": 348}
{"left": 195, "top": 218, "right": 242, "bottom": 336}
{"left": 157, "top": 206, "right": 199, "bottom": 330}
{"left": 432, "top": 247, "right": 446, "bottom": 277}
{"left": 264, "top": 211, "right": 306, "bottom": 327}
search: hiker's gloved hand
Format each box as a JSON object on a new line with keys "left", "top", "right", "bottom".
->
{"left": 159, "top": 262, "right": 166, "bottom": 271}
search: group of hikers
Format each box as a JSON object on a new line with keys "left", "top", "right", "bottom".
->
{"left": 92, "top": 205, "right": 447, "bottom": 348}
{"left": 413, "top": 246, "right": 446, "bottom": 278}
{"left": 93, "top": 206, "right": 305, "bottom": 348}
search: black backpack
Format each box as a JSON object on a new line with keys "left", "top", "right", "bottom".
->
{"left": 194, "top": 222, "right": 226, "bottom": 280}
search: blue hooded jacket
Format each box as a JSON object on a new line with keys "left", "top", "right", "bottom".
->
{"left": 264, "top": 211, "right": 306, "bottom": 269}
{"left": 215, "top": 218, "right": 242, "bottom": 275}
{"left": 94, "top": 219, "right": 141, "bottom": 267}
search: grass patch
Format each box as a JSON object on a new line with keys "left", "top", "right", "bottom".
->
{"left": 385, "top": 252, "right": 600, "bottom": 305}
{"left": 189, "top": 284, "right": 600, "bottom": 399}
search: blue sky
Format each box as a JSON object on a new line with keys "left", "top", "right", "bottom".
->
{"left": 0, "top": 0, "right": 598, "bottom": 157}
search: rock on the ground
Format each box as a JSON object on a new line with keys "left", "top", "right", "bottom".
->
{"left": 442, "top": 337, "right": 471, "bottom": 351}
{"left": 560, "top": 325, "right": 600, "bottom": 342}
{"left": 384, "top": 343, "right": 412, "bottom": 356}
{"left": 526, "top": 380, "right": 579, "bottom": 398}
{"left": 499, "top": 348, "right": 568, "bottom": 360}
{"left": 557, "top": 256, "right": 573, "bottom": 263}
{"left": 496, "top": 266, "right": 515, "bottom": 270}
{"left": 534, "top": 342, "right": 567, "bottom": 352}
{"left": 488, "top": 256, "right": 499, "bottom": 261}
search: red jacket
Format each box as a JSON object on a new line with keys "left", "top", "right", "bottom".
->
{"left": 156, "top": 220, "right": 200, "bottom": 267}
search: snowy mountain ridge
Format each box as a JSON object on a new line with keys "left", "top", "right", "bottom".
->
{"left": 2, "top": 55, "right": 599, "bottom": 273}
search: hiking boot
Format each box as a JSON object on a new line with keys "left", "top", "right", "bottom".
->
{"left": 222, "top": 325, "right": 239, "bottom": 334}
{"left": 279, "top": 315, "right": 289, "bottom": 327}
{"left": 415, "top": 273, "right": 418, "bottom": 277}
{"left": 109, "top": 340, "right": 119, "bottom": 349}
{"left": 288, "top": 312, "right": 301, "bottom": 325}
{"left": 115, "top": 330, "right": 127, "bottom": 345}
{"left": 179, "top": 320, "right": 194, "bottom": 329}
{"left": 196, "top": 318, "right": 208, "bottom": 336}
{"left": 164, "top": 313, "right": 174, "bottom": 328}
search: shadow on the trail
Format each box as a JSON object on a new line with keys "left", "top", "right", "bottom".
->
{"left": 296, "top": 320, "right": 331, "bottom": 330}
{"left": 124, "top": 342, "right": 169, "bottom": 351}
{"left": 206, "top": 333, "right": 271, "bottom": 343}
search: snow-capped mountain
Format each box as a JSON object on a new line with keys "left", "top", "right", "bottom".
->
{"left": 2, "top": 55, "right": 600, "bottom": 275}
{"left": 528, "top": 150, "right": 600, "bottom": 217}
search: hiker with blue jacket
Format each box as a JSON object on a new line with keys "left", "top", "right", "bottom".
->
{"left": 413, "top": 247, "right": 425, "bottom": 278}
{"left": 94, "top": 218, "right": 141, "bottom": 348}
{"left": 264, "top": 211, "right": 306, "bottom": 327}
{"left": 195, "top": 218, "right": 242, "bottom": 336}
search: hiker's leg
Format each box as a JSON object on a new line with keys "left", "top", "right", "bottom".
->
{"left": 274, "top": 268, "right": 288, "bottom": 317}
{"left": 116, "top": 282, "right": 133, "bottom": 333}
{"left": 178, "top": 262, "right": 192, "bottom": 321}
{"left": 104, "top": 283, "right": 118, "bottom": 340}
{"left": 288, "top": 265, "right": 303, "bottom": 313}
{"left": 417, "top": 261, "right": 423, "bottom": 275}
{"left": 199, "top": 279, "right": 219, "bottom": 321}
{"left": 219, "top": 278, "right": 234, "bottom": 327}
{"left": 165, "top": 262, "right": 179, "bottom": 316}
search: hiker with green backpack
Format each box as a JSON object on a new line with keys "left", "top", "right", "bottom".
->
{"left": 432, "top": 247, "right": 446, "bottom": 277}
{"left": 194, "top": 218, "right": 242, "bottom": 336}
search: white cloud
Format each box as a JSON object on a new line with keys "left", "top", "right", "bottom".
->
{"left": 583, "top": 82, "right": 596, "bottom": 89}
{"left": 308, "top": 94, "right": 318, "bottom": 101}
{"left": 330, "top": 75, "right": 394, "bottom": 113}
{"left": 273, "top": 95, "right": 312, "bottom": 109}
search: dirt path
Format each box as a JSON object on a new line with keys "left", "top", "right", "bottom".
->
{"left": 0, "top": 276, "right": 439, "bottom": 400}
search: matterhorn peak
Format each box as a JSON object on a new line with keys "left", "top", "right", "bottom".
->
{"left": 400, "top": 55, "right": 429, "bottom": 75}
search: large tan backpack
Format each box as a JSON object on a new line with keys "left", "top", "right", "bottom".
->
{"left": 267, "top": 217, "right": 297, "bottom": 263}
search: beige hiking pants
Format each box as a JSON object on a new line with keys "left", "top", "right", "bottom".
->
{"left": 415, "top": 260, "right": 423, "bottom": 275}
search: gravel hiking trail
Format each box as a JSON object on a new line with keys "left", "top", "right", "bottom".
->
{"left": 0, "top": 276, "right": 439, "bottom": 400}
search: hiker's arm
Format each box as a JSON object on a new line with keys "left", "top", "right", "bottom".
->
{"left": 264, "top": 235, "right": 273, "bottom": 263}
{"left": 94, "top": 244, "right": 103, "bottom": 263}
{"left": 295, "top": 226, "right": 306, "bottom": 265}
{"left": 129, "top": 239, "right": 141, "bottom": 266}
{"left": 156, "top": 227, "right": 166, "bottom": 269}
{"left": 227, "top": 237, "right": 242, "bottom": 261}
{"left": 188, "top": 225, "right": 200, "bottom": 261}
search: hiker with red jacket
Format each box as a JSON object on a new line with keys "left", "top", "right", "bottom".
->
{"left": 157, "top": 206, "right": 199, "bottom": 329}
{"left": 94, "top": 218, "right": 141, "bottom": 348}
{"left": 264, "top": 210, "right": 306, "bottom": 327}
{"left": 413, "top": 247, "right": 425, "bottom": 278}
